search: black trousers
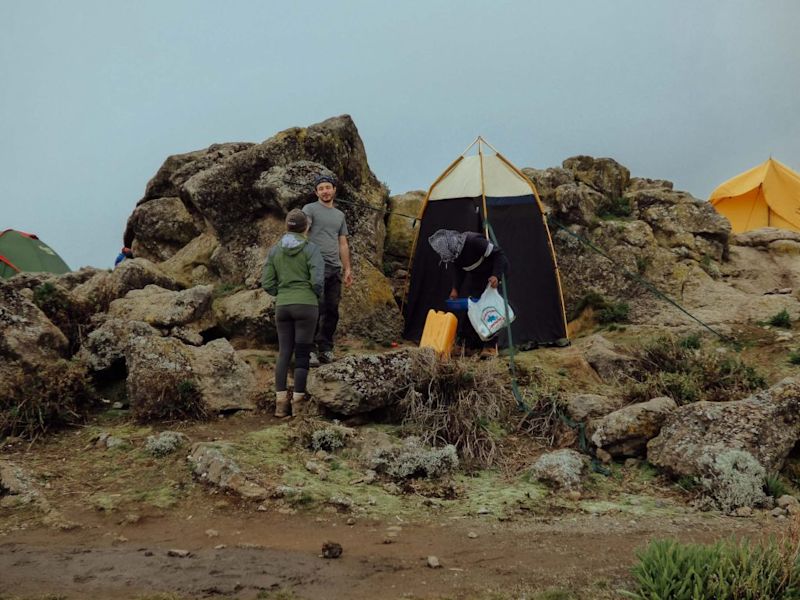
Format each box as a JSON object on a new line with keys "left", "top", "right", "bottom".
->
{"left": 315, "top": 270, "right": 342, "bottom": 352}
{"left": 275, "top": 304, "right": 319, "bottom": 393}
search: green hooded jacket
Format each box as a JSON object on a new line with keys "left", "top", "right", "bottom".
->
{"left": 261, "top": 233, "right": 324, "bottom": 306}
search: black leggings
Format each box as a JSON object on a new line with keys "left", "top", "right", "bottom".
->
{"left": 275, "top": 304, "right": 319, "bottom": 393}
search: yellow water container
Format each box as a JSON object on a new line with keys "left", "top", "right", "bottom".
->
{"left": 419, "top": 309, "right": 458, "bottom": 357}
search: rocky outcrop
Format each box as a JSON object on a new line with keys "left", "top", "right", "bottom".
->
{"left": 591, "top": 397, "right": 678, "bottom": 457}
{"left": 79, "top": 318, "right": 161, "bottom": 372}
{"left": 213, "top": 288, "right": 276, "bottom": 346}
{"left": 385, "top": 191, "right": 425, "bottom": 260}
{"left": 562, "top": 156, "right": 630, "bottom": 202}
{"left": 107, "top": 285, "right": 214, "bottom": 332}
{"left": 647, "top": 378, "right": 800, "bottom": 477}
{"left": 123, "top": 115, "right": 401, "bottom": 341}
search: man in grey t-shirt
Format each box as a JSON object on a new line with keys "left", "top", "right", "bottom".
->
{"left": 302, "top": 174, "right": 353, "bottom": 365}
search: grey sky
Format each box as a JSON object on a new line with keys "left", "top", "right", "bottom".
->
{"left": 2, "top": 0, "right": 798, "bottom": 269}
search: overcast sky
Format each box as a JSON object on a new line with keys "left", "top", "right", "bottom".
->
{"left": 2, "top": 0, "right": 798, "bottom": 269}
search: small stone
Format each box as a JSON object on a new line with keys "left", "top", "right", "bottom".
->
{"left": 771, "top": 507, "right": 788, "bottom": 518}
{"left": 114, "top": 535, "right": 128, "bottom": 543}
{"left": 382, "top": 537, "right": 394, "bottom": 544}
{"left": 112, "top": 402, "right": 124, "bottom": 410}
{"left": 778, "top": 514, "right": 788, "bottom": 521}
{"left": 386, "top": 525, "right": 402, "bottom": 532}
{"left": 777, "top": 495, "right": 799, "bottom": 509}
{"left": 427, "top": 555, "right": 441, "bottom": 568}
{"left": 734, "top": 506, "right": 753, "bottom": 518}
{"left": 144, "top": 550, "right": 154, "bottom": 557}
{"left": 386, "top": 531, "right": 399, "bottom": 538}
{"left": 205, "top": 529, "right": 219, "bottom": 537}
{"left": 321, "top": 541, "right": 343, "bottom": 559}
{"left": 346, "top": 517, "right": 356, "bottom": 526}
{"left": 477, "top": 507, "right": 490, "bottom": 515}
{"left": 305, "top": 461, "right": 323, "bottom": 474}
{"left": 167, "top": 549, "right": 191, "bottom": 558}
{"left": 257, "top": 504, "right": 268, "bottom": 512}
{"left": 214, "top": 544, "right": 226, "bottom": 550}
{"left": 624, "top": 458, "right": 640, "bottom": 469}
{"left": 596, "top": 449, "right": 613, "bottom": 464}
{"left": 566, "top": 490, "right": 582, "bottom": 501}
{"left": 467, "top": 532, "right": 478, "bottom": 539}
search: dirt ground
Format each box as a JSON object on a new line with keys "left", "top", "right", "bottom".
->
{"left": 2, "top": 327, "right": 796, "bottom": 600}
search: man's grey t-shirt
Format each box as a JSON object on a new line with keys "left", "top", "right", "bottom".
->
{"left": 302, "top": 201, "right": 349, "bottom": 271}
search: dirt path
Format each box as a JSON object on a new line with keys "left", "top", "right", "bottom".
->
{"left": 0, "top": 508, "right": 774, "bottom": 599}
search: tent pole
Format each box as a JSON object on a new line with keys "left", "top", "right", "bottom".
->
{"left": 461, "top": 136, "right": 482, "bottom": 157}
{"left": 478, "top": 141, "right": 489, "bottom": 240}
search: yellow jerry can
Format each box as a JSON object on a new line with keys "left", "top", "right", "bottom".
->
{"left": 419, "top": 309, "right": 458, "bottom": 357}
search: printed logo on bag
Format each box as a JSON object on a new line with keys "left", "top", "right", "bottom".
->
{"left": 482, "top": 307, "right": 505, "bottom": 330}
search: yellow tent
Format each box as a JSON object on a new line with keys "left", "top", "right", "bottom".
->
{"left": 709, "top": 158, "right": 800, "bottom": 233}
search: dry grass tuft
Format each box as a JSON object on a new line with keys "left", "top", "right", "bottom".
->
{"left": 131, "top": 376, "right": 208, "bottom": 423}
{"left": 0, "top": 359, "right": 98, "bottom": 440}
{"left": 399, "top": 353, "right": 515, "bottom": 469}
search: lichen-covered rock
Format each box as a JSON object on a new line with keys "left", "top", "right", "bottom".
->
{"left": 79, "top": 318, "right": 161, "bottom": 372}
{"left": 385, "top": 191, "right": 425, "bottom": 260}
{"left": 562, "top": 156, "right": 630, "bottom": 201}
{"left": 158, "top": 233, "right": 220, "bottom": 288}
{"left": 591, "top": 397, "right": 677, "bottom": 458}
{"left": 562, "top": 393, "right": 625, "bottom": 424}
{"left": 582, "top": 334, "right": 638, "bottom": 380}
{"left": 0, "top": 460, "right": 45, "bottom": 509}
{"left": 71, "top": 258, "right": 181, "bottom": 313}
{"left": 368, "top": 437, "right": 458, "bottom": 480}
{"left": 529, "top": 449, "right": 589, "bottom": 491}
{"left": 127, "top": 197, "right": 204, "bottom": 262}
{"left": 187, "top": 442, "right": 267, "bottom": 500}
{"left": 698, "top": 449, "right": 767, "bottom": 512}
{"left": 552, "top": 183, "right": 604, "bottom": 226}
{"left": 308, "top": 348, "right": 431, "bottom": 415}
{"left": 0, "top": 283, "right": 68, "bottom": 367}
{"left": 213, "top": 288, "right": 276, "bottom": 346}
{"left": 647, "top": 378, "right": 800, "bottom": 478}
{"left": 521, "top": 167, "right": 575, "bottom": 212}
{"left": 145, "top": 431, "right": 190, "bottom": 457}
{"left": 107, "top": 285, "right": 214, "bottom": 331}
{"left": 126, "top": 336, "right": 259, "bottom": 413}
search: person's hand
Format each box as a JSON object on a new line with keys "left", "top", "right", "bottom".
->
{"left": 343, "top": 268, "right": 353, "bottom": 288}
{"left": 449, "top": 287, "right": 459, "bottom": 300}
{"left": 488, "top": 276, "right": 499, "bottom": 288}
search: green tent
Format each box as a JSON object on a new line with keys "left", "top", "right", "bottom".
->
{"left": 0, "top": 229, "right": 70, "bottom": 279}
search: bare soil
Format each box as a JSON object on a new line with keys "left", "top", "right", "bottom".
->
{"left": 2, "top": 327, "right": 795, "bottom": 600}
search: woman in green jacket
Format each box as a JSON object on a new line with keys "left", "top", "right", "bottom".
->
{"left": 261, "top": 209, "right": 324, "bottom": 417}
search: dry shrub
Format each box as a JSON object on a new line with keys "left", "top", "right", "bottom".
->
{"left": 399, "top": 353, "right": 515, "bottom": 469}
{"left": 32, "top": 282, "right": 93, "bottom": 355}
{"left": 0, "top": 360, "right": 98, "bottom": 439}
{"left": 131, "top": 375, "right": 208, "bottom": 423}
{"left": 624, "top": 335, "right": 766, "bottom": 405}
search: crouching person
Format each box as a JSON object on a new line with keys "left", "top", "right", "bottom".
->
{"left": 261, "top": 209, "right": 324, "bottom": 417}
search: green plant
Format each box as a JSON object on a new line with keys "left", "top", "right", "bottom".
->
{"left": 789, "top": 350, "right": 800, "bottom": 365}
{"left": 765, "top": 473, "right": 789, "bottom": 499}
{"left": 624, "top": 336, "right": 766, "bottom": 405}
{"left": 598, "top": 301, "right": 629, "bottom": 324}
{"left": 679, "top": 332, "right": 702, "bottom": 350}
{"left": 769, "top": 309, "right": 792, "bottom": 329}
{"left": 598, "top": 196, "right": 633, "bottom": 219}
{"left": 624, "top": 533, "right": 800, "bottom": 599}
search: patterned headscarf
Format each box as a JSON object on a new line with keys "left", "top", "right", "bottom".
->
{"left": 428, "top": 229, "right": 467, "bottom": 266}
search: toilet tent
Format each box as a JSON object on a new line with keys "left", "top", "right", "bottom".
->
{"left": 402, "top": 137, "right": 568, "bottom": 347}
{"left": 709, "top": 158, "right": 800, "bottom": 233}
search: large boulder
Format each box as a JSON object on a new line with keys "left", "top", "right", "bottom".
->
{"left": 126, "top": 336, "right": 259, "bottom": 413}
{"left": 552, "top": 183, "right": 605, "bottom": 227}
{"left": 309, "top": 348, "right": 428, "bottom": 415}
{"left": 78, "top": 318, "right": 161, "bottom": 373}
{"left": 0, "top": 284, "right": 67, "bottom": 367}
{"left": 213, "top": 288, "right": 276, "bottom": 346}
{"left": 107, "top": 285, "right": 214, "bottom": 333}
{"left": 521, "top": 167, "right": 575, "bottom": 212}
{"left": 647, "top": 378, "right": 800, "bottom": 478}
{"left": 591, "top": 397, "right": 678, "bottom": 458}
{"left": 562, "top": 156, "right": 630, "bottom": 201}
{"left": 126, "top": 197, "right": 204, "bottom": 262}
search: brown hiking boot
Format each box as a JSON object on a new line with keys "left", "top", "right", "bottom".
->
{"left": 274, "top": 391, "right": 290, "bottom": 418}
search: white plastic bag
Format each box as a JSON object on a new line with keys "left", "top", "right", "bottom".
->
{"left": 467, "top": 285, "right": 515, "bottom": 341}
